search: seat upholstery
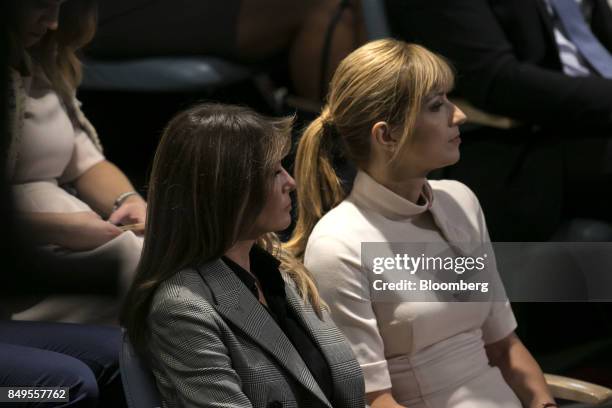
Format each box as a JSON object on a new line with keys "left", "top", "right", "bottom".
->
{"left": 81, "top": 56, "right": 251, "bottom": 92}
{"left": 120, "top": 331, "right": 162, "bottom": 408}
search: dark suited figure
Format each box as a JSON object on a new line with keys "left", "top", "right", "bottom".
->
{"left": 386, "top": 0, "right": 612, "bottom": 242}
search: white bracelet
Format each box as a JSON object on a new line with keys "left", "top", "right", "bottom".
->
{"left": 112, "top": 191, "right": 139, "bottom": 212}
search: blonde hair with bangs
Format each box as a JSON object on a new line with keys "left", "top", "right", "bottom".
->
{"left": 286, "top": 39, "right": 455, "bottom": 259}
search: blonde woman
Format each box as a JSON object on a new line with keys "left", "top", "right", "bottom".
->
{"left": 122, "top": 103, "right": 365, "bottom": 408}
{"left": 288, "top": 39, "right": 555, "bottom": 408}
{"left": 7, "top": 0, "right": 144, "bottom": 323}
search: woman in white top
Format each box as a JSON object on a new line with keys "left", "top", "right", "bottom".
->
{"left": 6, "top": 0, "right": 144, "bottom": 323}
{"left": 287, "top": 39, "right": 555, "bottom": 408}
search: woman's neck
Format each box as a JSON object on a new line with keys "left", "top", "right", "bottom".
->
{"left": 365, "top": 166, "right": 427, "bottom": 204}
{"left": 382, "top": 177, "right": 427, "bottom": 204}
{"left": 224, "top": 240, "right": 255, "bottom": 273}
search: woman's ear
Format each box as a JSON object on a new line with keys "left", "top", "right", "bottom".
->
{"left": 371, "top": 121, "right": 397, "bottom": 152}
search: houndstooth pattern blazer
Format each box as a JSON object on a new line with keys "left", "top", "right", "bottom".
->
{"left": 148, "top": 258, "right": 366, "bottom": 408}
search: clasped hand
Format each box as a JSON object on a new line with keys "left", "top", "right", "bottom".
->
{"left": 108, "top": 195, "right": 147, "bottom": 235}
{"left": 60, "top": 196, "right": 146, "bottom": 251}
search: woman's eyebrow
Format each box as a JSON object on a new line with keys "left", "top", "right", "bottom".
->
{"left": 425, "top": 92, "right": 445, "bottom": 102}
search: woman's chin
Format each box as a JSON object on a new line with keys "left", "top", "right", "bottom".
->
{"left": 278, "top": 220, "right": 292, "bottom": 233}
{"left": 274, "top": 214, "right": 293, "bottom": 233}
{"left": 450, "top": 153, "right": 461, "bottom": 166}
{"left": 443, "top": 151, "right": 461, "bottom": 167}
{"left": 426, "top": 155, "right": 460, "bottom": 175}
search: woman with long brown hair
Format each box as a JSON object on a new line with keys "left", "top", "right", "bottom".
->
{"left": 6, "top": 0, "right": 145, "bottom": 323}
{"left": 122, "top": 103, "right": 365, "bottom": 408}
{"left": 288, "top": 39, "right": 556, "bottom": 408}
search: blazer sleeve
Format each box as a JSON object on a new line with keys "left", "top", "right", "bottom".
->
{"left": 148, "top": 294, "right": 254, "bottom": 408}
{"left": 387, "top": 0, "right": 612, "bottom": 130}
{"left": 305, "top": 235, "right": 392, "bottom": 394}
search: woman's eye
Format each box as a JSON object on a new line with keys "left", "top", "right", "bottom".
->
{"left": 430, "top": 102, "right": 444, "bottom": 111}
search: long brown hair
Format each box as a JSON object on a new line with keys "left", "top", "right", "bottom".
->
{"left": 286, "top": 39, "right": 455, "bottom": 259}
{"left": 122, "top": 103, "right": 325, "bottom": 353}
{"left": 9, "top": 0, "right": 97, "bottom": 103}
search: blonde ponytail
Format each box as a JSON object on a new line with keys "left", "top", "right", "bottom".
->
{"left": 285, "top": 113, "right": 346, "bottom": 260}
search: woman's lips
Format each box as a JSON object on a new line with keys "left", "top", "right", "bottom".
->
{"left": 450, "top": 134, "right": 462, "bottom": 144}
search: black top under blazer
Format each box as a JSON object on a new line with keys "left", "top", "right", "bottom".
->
{"left": 147, "top": 257, "right": 366, "bottom": 408}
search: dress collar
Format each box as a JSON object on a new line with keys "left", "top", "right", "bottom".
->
{"left": 349, "top": 170, "right": 433, "bottom": 219}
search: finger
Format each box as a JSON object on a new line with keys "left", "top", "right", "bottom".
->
{"left": 104, "top": 221, "right": 123, "bottom": 234}
{"left": 121, "top": 204, "right": 147, "bottom": 224}
{"left": 130, "top": 223, "right": 145, "bottom": 236}
{"left": 134, "top": 212, "right": 146, "bottom": 224}
{"left": 118, "top": 222, "right": 145, "bottom": 233}
{"left": 108, "top": 207, "right": 128, "bottom": 225}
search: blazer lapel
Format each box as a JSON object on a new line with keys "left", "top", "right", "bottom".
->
{"left": 197, "top": 260, "right": 332, "bottom": 408}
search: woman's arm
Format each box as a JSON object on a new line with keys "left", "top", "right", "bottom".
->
{"left": 73, "top": 160, "right": 146, "bottom": 225}
{"left": 485, "top": 332, "right": 556, "bottom": 408}
{"left": 17, "top": 211, "right": 122, "bottom": 250}
{"left": 149, "top": 294, "right": 255, "bottom": 408}
{"left": 367, "top": 389, "right": 406, "bottom": 408}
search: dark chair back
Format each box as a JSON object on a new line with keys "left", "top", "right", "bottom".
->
{"left": 360, "top": 0, "right": 391, "bottom": 39}
{"left": 120, "top": 331, "right": 162, "bottom": 408}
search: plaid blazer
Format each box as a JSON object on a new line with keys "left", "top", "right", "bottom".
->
{"left": 148, "top": 259, "right": 366, "bottom": 408}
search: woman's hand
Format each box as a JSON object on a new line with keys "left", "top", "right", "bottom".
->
{"left": 486, "top": 332, "right": 555, "bottom": 408}
{"left": 61, "top": 212, "right": 123, "bottom": 250}
{"left": 73, "top": 161, "right": 146, "bottom": 229}
{"left": 108, "top": 195, "right": 147, "bottom": 235}
{"left": 19, "top": 211, "right": 123, "bottom": 251}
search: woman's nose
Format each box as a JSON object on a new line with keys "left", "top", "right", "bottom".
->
{"left": 284, "top": 172, "right": 297, "bottom": 193}
{"left": 451, "top": 104, "right": 468, "bottom": 126}
{"left": 42, "top": 5, "right": 61, "bottom": 30}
